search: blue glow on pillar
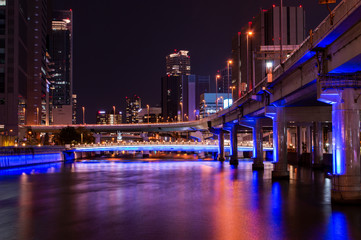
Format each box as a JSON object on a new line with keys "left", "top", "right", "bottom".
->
{"left": 332, "top": 109, "right": 343, "bottom": 175}
{"left": 272, "top": 120, "right": 279, "bottom": 163}
{"left": 252, "top": 127, "right": 257, "bottom": 158}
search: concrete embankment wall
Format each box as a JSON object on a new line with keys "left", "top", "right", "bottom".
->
{"left": 0, "top": 146, "right": 65, "bottom": 169}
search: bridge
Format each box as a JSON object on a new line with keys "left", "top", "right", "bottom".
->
{"left": 71, "top": 141, "right": 273, "bottom": 153}
{"left": 24, "top": 0, "right": 361, "bottom": 203}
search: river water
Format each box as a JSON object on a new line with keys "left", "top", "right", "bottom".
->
{"left": 0, "top": 159, "right": 361, "bottom": 240}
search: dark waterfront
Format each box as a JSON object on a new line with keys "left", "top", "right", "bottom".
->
{"left": 1, "top": 159, "right": 361, "bottom": 240}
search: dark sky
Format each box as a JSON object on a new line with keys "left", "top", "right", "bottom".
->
{"left": 53, "top": 0, "right": 337, "bottom": 123}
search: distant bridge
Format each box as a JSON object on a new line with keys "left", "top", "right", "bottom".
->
{"left": 71, "top": 141, "right": 273, "bottom": 153}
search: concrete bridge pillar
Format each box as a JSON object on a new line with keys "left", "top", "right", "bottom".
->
{"left": 312, "top": 122, "right": 324, "bottom": 168}
{"left": 296, "top": 126, "right": 302, "bottom": 164}
{"left": 330, "top": 89, "right": 361, "bottom": 203}
{"left": 252, "top": 119, "right": 264, "bottom": 170}
{"left": 306, "top": 126, "right": 312, "bottom": 153}
{"left": 319, "top": 84, "right": 361, "bottom": 203}
{"left": 266, "top": 107, "right": 289, "bottom": 179}
{"left": 230, "top": 124, "right": 239, "bottom": 166}
{"left": 218, "top": 130, "right": 225, "bottom": 161}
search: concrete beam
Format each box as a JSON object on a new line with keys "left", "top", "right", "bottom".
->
{"left": 265, "top": 106, "right": 331, "bottom": 122}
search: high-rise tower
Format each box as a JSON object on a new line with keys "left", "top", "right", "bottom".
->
{"left": 49, "top": 10, "right": 73, "bottom": 124}
{"left": 166, "top": 50, "right": 191, "bottom": 76}
{"left": 0, "top": 0, "right": 29, "bottom": 139}
{"left": 126, "top": 95, "right": 141, "bottom": 123}
{"left": 27, "top": 0, "right": 53, "bottom": 126}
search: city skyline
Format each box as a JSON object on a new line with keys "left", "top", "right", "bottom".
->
{"left": 52, "top": 0, "right": 336, "bottom": 123}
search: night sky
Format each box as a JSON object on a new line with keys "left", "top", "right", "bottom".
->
{"left": 53, "top": 0, "right": 337, "bottom": 123}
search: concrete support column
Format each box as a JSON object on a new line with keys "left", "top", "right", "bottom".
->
{"left": 230, "top": 125, "right": 239, "bottom": 166}
{"left": 312, "top": 122, "right": 324, "bottom": 168}
{"left": 296, "top": 126, "right": 302, "bottom": 164}
{"left": 252, "top": 119, "right": 264, "bottom": 170}
{"left": 330, "top": 88, "right": 361, "bottom": 203}
{"left": 306, "top": 126, "right": 312, "bottom": 153}
{"left": 272, "top": 107, "right": 289, "bottom": 179}
{"left": 217, "top": 130, "right": 225, "bottom": 161}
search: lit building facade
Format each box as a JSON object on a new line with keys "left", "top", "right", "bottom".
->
{"left": 126, "top": 95, "right": 141, "bottom": 123}
{"left": 96, "top": 110, "right": 122, "bottom": 125}
{"left": 27, "top": 0, "right": 52, "bottom": 126}
{"left": 49, "top": 10, "right": 73, "bottom": 123}
{"left": 166, "top": 50, "right": 191, "bottom": 76}
{"left": 217, "top": 66, "right": 232, "bottom": 94}
{"left": 232, "top": 5, "right": 306, "bottom": 99}
{"left": 137, "top": 107, "right": 161, "bottom": 123}
{"left": 200, "top": 93, "right": 229, "bottom": 119}
{"left": 96, "top": 111, "right": 107, "bottom": 125}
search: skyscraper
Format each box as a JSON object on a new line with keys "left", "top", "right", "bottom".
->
{"left": 49, "top": 10, "right": 73, "bottom": 124}
{"left": 232, "top": 5, "right": 306, "bottom": 100}
{"left": 218, "top": 66, "right": 232, "bottom": 93}
{"left": 27, "top": 0, "right": 53, "bottom": 126}
{"left": 161, "top": 74, "right": 210, "bottom": 121}
{"left": 166, "top": 50, "right": 191, "bottom": 76}
{"left": 0, "top": 0, "right": 29, "bottom": 139}
{"left": 126, "top": 95, "right": 141, "bottom": 123}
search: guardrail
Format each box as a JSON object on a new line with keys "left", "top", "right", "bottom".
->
{"left": 74, "top": 141, "right": 273, "bottom": 149}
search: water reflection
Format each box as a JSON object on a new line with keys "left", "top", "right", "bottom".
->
{"left": 0, "top": 160, "right": 360, "bottom": 240}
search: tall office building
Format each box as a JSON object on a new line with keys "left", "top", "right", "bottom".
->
{"left": 0, "top": 0, "right": 29, "bottom": 139}
{"left": 126, "top": 95, "right": 141, "bottom": 123}
{"left": 161, "top": 74, "right": 210, "bottom": 121}
{"left": 96, "top": 110, "right": 122, "bottom": 125}
{"left": 161, "top": 75, "right": 182, "bottom": 121}
{"left": 232, "top": 5, "right": 305, "bottom": 99}
{"left": 166, "top": 50, "right": 191, "bottom": 76}
{"left": 217, "top": 66, "right": 232, "bottom": 93}
{"left": 49, "top": 10, "right": 73, "bottom": 124}
{"left": 27, "top": 0, "right": 52, "bottom": 126}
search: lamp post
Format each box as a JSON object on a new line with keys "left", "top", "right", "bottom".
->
{"left": 112, "top": 106, "right": 116, "bottom": 125}
{"left": 82, "top": 106, "right": 85, "bottom": 124}
{"left": 280, "top": 0, "right": 283, "bottom": 63}
{"left": 216, "top": 98, "right": 219, "bottom": 112}
{"left": 230, "top": 86, "right": 236, "bottom": 100}
{"left": 23, "top": 107, "right": 26, "bottom": 125}
{"left": 193, "top": 109, "right": 196, "bottom": 120}
{"left": 246, "top": 31, "right": 253, "bottom": 91}
{"left": 180, "top": 102, "right": 183, "bottom": 121}
{"left": 36, "top": 107, "right": 39, "bottom": 125}
{"left": 227, "top": 60, "right": 232, "bottom": 104}
{"left": 146, "top": 104, "right": 150, "bottom": 124}
{"left": 215, "top": 74, "right": 220, "bottom": 111}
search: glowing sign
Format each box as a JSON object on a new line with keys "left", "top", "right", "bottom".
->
{"left": 223, "top": 99, "right": 233, "bottom": 109}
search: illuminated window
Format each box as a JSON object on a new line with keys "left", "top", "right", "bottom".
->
{"left": 0, "top": 1, "right": 5, "bottom": 6}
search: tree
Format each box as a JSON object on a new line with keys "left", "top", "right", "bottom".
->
{"left": 53, "top": 127, "right": 95, "bottom": 145}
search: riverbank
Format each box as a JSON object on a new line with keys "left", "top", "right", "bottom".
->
{"left": 0, "top": 146, "right": 65, "bottom": 169}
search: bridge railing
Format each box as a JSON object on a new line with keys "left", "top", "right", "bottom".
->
{"left": 74, "top": 141, "right": 273, "bottom": 149}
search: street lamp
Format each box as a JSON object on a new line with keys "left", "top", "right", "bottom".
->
{"left": 36, "top": 107, "right": 39, "bottom": 125}
{"left": 280, "top": 0, "right": 283, "bottom": 63}
{"left": 23, "top": 107, "right": 26, "bottom": 124}
{"left": 246, "top": 31, "right": 253, "bottom": 91}
{"left": 193, "top": 109, "right": 197, "bottom": 120}
{"left": 215, "top": 74, "right": 220, "bottom": 111}
{"left": 146, "top": 104, "right": 150, "bottom": 124}
{"left": 216, "top": 98, "right": 218, "bottom": 113}
{"left": 179, "top": 102, "right": 183, "bottom": 121}
{"left": 230, "top": 86, "right": 236, "bottom": 100}
{"left": 82, "top": 106, "right": 85, "bottom": 124}
{"left": 227, "top": 60, "right": 232, "bottom": 103}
